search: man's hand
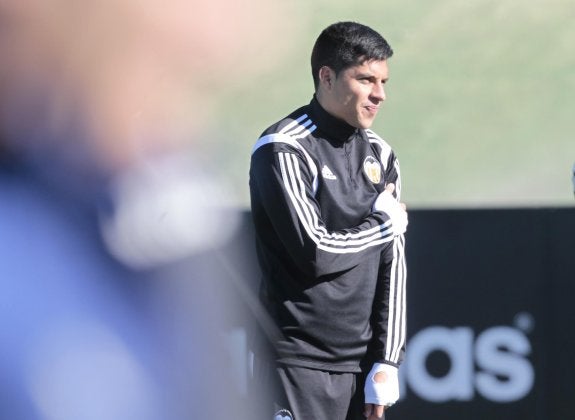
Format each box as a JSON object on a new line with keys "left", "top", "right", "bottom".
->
{"left": 363, "top": 363, "right": 399, "bottom": 419}
{"left": 364, "top": 401, "right": 385, "bottom": 420}
{"left": 372, "top": 184, "right": 407, "bottom": 236}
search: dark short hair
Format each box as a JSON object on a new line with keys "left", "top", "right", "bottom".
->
{"left": 311, "top": 21, "right": 393, "bottom": 89}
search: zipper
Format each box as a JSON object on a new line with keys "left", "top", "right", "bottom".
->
{"left": 344, "top": 141, "right": 357, "bottom": 188}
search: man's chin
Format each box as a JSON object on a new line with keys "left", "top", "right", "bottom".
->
{"left": 358, "top": 120, "right": 375, "bottom": 130}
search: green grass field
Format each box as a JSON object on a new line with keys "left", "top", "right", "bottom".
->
{"left": 207, "top": 0, "right": 575, "bottom": 209}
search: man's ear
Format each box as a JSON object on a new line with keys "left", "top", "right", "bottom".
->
{"left": 318, "top": 66, "right": 334, "bottom": 89}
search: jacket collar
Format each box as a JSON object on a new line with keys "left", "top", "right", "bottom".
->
{"left": 310, "top": 96, "right": 358, "bottom": 144}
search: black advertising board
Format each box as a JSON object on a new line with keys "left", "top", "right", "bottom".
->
{"left": 389, "top": 208, "right": 575, "bottom": 420}
{"left": 232, "top": 208, "right": 575, "bottom": 420}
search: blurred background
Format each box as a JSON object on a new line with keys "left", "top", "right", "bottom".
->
{"left": 0, "top": 0, "right": 573, "bottom": 419}
{"left": 213, "top": 0, "right": 575, "bottom": 208}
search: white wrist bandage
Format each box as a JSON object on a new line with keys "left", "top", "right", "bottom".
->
{"left": 364, "top": 363, "right": 400, "bottom": 407}
{"left": 372, "top": 191, "right": 407, "bottom": 236}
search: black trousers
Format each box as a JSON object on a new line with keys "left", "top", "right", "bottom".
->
{"left": 252, "top": 358, "right": 366, "bottom": 420}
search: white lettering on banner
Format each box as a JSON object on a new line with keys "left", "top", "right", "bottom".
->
{"left": 475, "top": 326, "right": 534, "bottom": 402}
{"left": 406, "top": 327, "right": 474, "bottom": 402}
{"left": 400, "top": 315, "right": 535, "bottom": 403}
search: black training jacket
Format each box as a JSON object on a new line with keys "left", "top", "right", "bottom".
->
{"left": 249, "top": 97, "right": 406, "bottom": 372}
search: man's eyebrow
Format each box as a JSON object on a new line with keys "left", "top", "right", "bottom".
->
{"left": 356, "top": 72, "right": 388, "bottom": 81}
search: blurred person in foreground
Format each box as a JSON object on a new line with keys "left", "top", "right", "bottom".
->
{"left": 249, "top": 22, "right": 408, "bottom": 420}
{"left": 0, "top": 1, "right": 296, "bottom": 419}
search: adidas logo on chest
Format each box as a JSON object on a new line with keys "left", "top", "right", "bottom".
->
{"left": 321, "top": 165, "right": 337, "bottom": 180}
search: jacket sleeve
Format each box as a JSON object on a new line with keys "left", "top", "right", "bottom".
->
{"left": 250, "top": 142, "right": 395, "bottom": 279}
{"left": 369, "top": 234, "right": 407, "bottom": 366}
{"left": 369, "top": 153, "right": 407, "bottom": 366}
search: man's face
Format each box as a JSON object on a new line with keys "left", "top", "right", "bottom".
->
{"left": 322, "top": 59, "right": 389, "bottom": 129}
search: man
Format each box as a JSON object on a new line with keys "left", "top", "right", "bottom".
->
{"left": 249, "top": 22, "right": 407, "bottom": 420}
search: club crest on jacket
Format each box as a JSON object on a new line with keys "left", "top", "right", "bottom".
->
{"left": 363, "top": 156, "right": 382, "bottom": 184}
{"left": 274, "top": 408, "right": 294, "bottom": 420}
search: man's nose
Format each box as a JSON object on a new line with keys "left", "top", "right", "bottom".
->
{"left": 372, "top": 83, "right": 385, "bottom": 102}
